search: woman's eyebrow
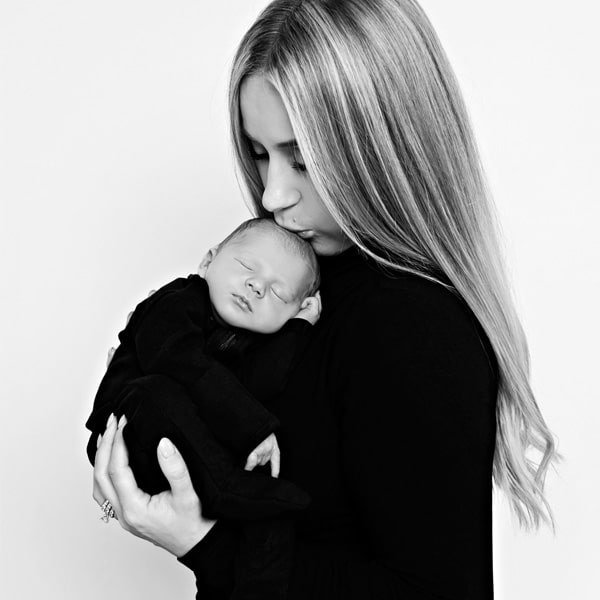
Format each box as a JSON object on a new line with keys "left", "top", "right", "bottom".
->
{"left": 242, "top": 130, "right": 298, "bottom": 150}
{"left": 275, "top": 140, "right": 299, "bottom": 150}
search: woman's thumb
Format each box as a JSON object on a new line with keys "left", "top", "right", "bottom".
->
{"left": 157, "top": 438, "right": 194, "bottom": 496}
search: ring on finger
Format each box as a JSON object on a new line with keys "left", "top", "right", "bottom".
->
{"left": 100, "top": 499, "right": 116, "bottom": 523}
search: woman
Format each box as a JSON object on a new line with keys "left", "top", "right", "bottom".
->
{"left": 93, "top": 0, "right": 558, "bottom": 597}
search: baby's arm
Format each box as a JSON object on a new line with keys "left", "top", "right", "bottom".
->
{"left": 235, "top": 291, "right": 322, "bottom": 402}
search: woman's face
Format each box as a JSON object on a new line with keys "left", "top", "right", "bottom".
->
{"left": 239, "top": 75, "right": 352, "bottom": 256}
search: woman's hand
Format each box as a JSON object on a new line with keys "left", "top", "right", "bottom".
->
{"left": 92, "top": 414, "right": 217, "bottom": 557}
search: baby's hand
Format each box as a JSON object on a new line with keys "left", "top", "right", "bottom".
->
{"left": 295, "top": 291, "right": 322, "bottom": 325}
{"left": 244, "top": 433, "right": 280, "bottom": 478}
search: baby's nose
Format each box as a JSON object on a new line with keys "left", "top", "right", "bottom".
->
{"left": 246, "top": 278, "right": 265, "bottom": 298}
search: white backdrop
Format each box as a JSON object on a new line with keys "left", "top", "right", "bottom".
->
{"left": 1, "top": 1, "right": 598, "bottom": 598}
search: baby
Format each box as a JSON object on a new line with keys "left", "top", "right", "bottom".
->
{"left": 85, "top": 218, "right": 322, "bottom": 599}
{"left": 86, "top": 217, "right": 321, "bottom": 516}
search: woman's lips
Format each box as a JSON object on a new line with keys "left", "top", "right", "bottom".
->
{"left": 296, "top": 230, "right": 313, "bottom": 239}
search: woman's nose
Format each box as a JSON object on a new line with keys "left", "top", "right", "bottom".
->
{"left": 261, "top": 167, "right": 301, "bottom": 214}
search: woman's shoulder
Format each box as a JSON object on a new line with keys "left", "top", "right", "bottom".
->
{"left": 359, "top": 266, "right": 472, "bottom": 326}
{"left": 346, "top": 266, "right": 497, "bottom": 378}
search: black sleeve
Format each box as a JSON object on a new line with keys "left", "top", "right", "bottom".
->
{"left": 177, "top": 521, "right": 239, "bottom": 600}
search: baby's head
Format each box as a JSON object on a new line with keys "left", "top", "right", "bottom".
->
{"left": 199, "top": 218, "right": 320, "bottom": 333}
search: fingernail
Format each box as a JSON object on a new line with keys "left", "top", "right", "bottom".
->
{"left": 117, "top": 415, "right": 126, "bottom": 428}
{"left": 106, "top": 414, "right": 115, "bottom": 428}
{"left": 159, "top": 438, "right": 175, "bottom": 458}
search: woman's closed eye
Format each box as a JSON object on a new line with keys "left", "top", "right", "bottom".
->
{"left": 249, "top": 146, "right": 268, "bottom": 162}
{"left": 248, "top": 144, "right": 307, "bottom": 174}
{"left": 289, "top": 148, "right": 307, "bottom": 172}
{"left": 291, "top": 159, "right": 306, "bottom": 172}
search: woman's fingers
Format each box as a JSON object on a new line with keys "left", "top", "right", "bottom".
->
{"left": 106, "top": 347, "right": 116, "bottom": 368}
{"left": 108, "top": 417, "right": 149, "bottom": 520}
{"left": 93, "top": 414, "right": 122, "bottom": 517}
{"left": 156, "top": 438, "right": 200, "bottom": 508}
{"left": 92, "top": 417, "right": 213, "bottom": 555}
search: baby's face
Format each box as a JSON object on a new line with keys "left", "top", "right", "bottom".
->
{"left": 203, "top": 232, "right": 310, "bottom": 333}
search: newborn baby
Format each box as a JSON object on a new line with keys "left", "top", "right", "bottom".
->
{"left": 85, "top": 217, "right": 321, "bottom": 517}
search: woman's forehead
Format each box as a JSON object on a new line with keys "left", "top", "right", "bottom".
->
{"left": 240, "top": 75, "right": 295, "bottom": 145}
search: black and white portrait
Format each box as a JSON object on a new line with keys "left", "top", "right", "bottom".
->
{"left": 2, "top": 1, "right": 598, "bottom": 598}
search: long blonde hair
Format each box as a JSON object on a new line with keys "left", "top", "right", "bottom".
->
{"left": 229, "top": 0, "right": 559, "bottom": 529}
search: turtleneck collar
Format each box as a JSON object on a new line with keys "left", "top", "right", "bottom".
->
{"left": 316, "top": 245, "right": 377, "bottom": 312}
{"left": 317, "top": 244, "right": 363, "bottom": 274}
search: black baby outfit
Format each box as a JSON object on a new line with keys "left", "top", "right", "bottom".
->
{"left": 85, "top": 274, "right": 313, "bottom": 598}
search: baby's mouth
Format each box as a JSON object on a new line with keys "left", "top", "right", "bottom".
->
{"left": 232, "top": 293, "right": 252, "bottom": 312}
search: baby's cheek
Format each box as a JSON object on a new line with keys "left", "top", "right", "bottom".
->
{"left": 261, "top": 307, "right": 287, "bottom": 334}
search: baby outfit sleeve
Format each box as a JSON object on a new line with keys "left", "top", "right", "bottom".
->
{"left": 233, "top": 318, "right": 314, "bottom": 402}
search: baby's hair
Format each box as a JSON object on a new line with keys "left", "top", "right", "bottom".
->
{"left": 219, "top": 218, "right": 320, "bottom": 298}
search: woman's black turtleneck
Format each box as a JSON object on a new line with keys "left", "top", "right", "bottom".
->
{"left": 179, "top": 246, "right": 498, "bottom": 600}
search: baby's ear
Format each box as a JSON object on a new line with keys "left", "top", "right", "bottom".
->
{"left": 197, "top": 245, "right": 219, "bottom": 278}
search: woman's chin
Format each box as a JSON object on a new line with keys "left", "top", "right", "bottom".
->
{"left": 311, "top": 237, "right": 354, "bottom": 256}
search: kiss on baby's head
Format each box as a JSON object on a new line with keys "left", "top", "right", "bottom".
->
{"left": 199, "top": 218, "right": 320, "bottom": 334}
